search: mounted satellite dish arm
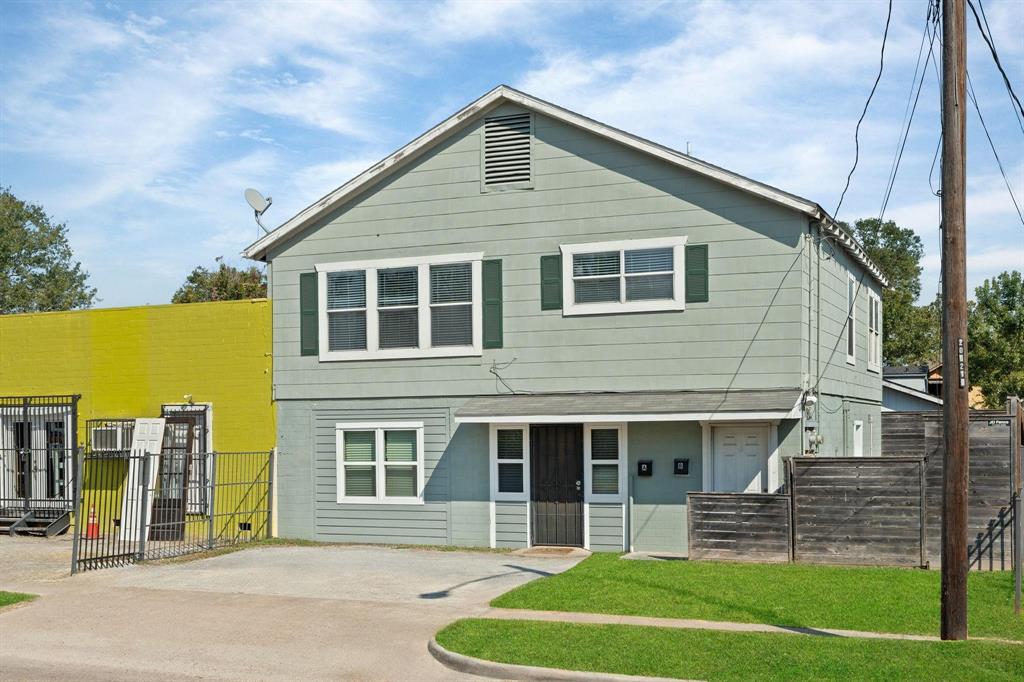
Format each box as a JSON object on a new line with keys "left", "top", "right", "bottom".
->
{"left": 244, "top": 188, "right": 273, "bottom": 235}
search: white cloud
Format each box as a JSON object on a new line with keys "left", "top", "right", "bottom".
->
{"left": 2, "top": 0, "right": 1020, "bottom": 306}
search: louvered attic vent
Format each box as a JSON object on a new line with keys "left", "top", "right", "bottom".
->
{"left": 483, "top": 113, "right": 532, "bottom": 186}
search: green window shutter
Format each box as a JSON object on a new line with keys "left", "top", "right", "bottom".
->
{"left": 540, "top": 254, "right": 562, "bottom": 310}
{"left": 482, "top": 259, "right": 503, "bottom": 349}
{"left": 299, "top": 272, "right": 319, "bottom": 356}
{"left": 685, "top": 244, "right": 709, "bottom": 303}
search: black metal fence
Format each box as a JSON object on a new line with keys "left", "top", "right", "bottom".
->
{"left": 1, "top": 395, "right": 80, "bottom": 520}
{"left": 72, "top": 449, "right": 273, "bottom": 573}
{"left": 969, "top": 495, "right": 1017, "bottom": 571}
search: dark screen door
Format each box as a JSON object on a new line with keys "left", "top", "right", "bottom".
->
{"left": 531, "top": 424, "right": 584, "bottom": 546}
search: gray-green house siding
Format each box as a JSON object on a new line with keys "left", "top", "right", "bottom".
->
{"left": 267, "top": 99, "right": 883, "bottom": 551}
{"left": 268, "top": 103, "right": 809, "bottom": 400}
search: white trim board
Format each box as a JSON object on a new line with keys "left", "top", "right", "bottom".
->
{"left": 241, "top": 85, "right": 888, "bottom": 288}
{"left": 458, "top": 409, "right": 800, "bottom": 425}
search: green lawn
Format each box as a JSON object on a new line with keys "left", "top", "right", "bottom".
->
{"left": 492, "top": 554, "right": 1023, "bottom": 640}
{"left": 437, "top": 619, "right": 1024, "bottom": 682}
{"left": 0, "top": 591, "right": 37, "bottom": 608}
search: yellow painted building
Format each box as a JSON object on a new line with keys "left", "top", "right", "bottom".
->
{"left": 1, "top": 299, "right": 274, "bottom": 541}
{"left": 0, "top": 299, "right": 274, "bottom": 451}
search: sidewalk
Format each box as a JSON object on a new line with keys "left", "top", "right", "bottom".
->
{"left": 484, "top": 607, "right": 1023, "bottom": 644}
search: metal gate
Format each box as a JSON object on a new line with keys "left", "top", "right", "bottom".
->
{"left": 72, "top": 449, "right": 273, "bottom": 573}
{"left": 1, "top": 395, "right": 79, "bottom": 534}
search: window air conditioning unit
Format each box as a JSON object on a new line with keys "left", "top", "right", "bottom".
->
{"left": 91, "top": 426, "right": 124, "bottom": 451}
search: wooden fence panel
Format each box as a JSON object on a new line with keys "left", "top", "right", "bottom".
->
{"left": 688, "top": 493, "right": 791, "bottom": 562}
{"left": 881, "top": 412, "right": 1015, "bottom": 566}
{"left": 791, "top": 457, "right": 925, "bottom": 567}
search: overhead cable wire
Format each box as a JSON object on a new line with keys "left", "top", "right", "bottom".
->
{"left": 968, "top": 0, "right": 1024, "bottom": 124}
{"left": 877, "top": 1, "right": 939, "bottom": 222}
{"left": 833, "top": 0, "right": 894, "bottom": 221}
{"left": 967, "top": 70, "right": 1024, "bottom": 228}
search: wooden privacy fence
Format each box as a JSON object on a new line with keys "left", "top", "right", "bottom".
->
{"left": 790, "top": 457, "right": 925, "bottom": 567}
{"left": 689, "top": 403, "right": 1022, "bottom": 569}
{"left": 882, "top": 409, "right": 1023, "bottom": 566}
{"left": 689, "top": 458, "right": 927, "bottom": 567}
{"left": 687, "top": 493, "right": 791, "bottom": 562}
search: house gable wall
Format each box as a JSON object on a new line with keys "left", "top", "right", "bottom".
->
{"left": 269, "top": 103, "right": 811, "bottom": 400}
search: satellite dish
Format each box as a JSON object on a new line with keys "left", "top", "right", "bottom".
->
{"left": 244, "top": 188, "right": 273, "bottom": 234}
{"left": 245, "top": 188, "right": 270, "bottom": 214}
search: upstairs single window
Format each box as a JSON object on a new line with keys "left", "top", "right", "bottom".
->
{"left": 560, "top": 236, "right": 687, "bottom": 315}
{"left": 483, "top": 113, "right": 532, "bottom": 189}
{"left": 868, "top": 291, "right": 882, "bottom": 372}
{"left": 847, "top": 274, "right": 857, "bottom": 365}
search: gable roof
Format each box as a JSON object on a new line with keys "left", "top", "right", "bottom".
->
{"left": 242, "top": 85, "right": 888, "bottom": 287}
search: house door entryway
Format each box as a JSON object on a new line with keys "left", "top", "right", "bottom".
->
{"left": 530, "top": 424, "right": 584, "bottom": 546}
{"left": 712, "top": 425, "right": 769, "bottom": 493}
{"left": 149, "top": 418, "right": 194, "bottom": 541}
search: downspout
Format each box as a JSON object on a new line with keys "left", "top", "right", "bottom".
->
{"left": 815, "top": 222, "right": 823, "bottom": 440}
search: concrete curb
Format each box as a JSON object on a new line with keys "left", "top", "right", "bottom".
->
{"left": 428, "top": 638, "right": 693, "bottom": 682}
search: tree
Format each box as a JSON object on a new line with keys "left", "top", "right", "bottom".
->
{"left": 0, "top": 188, "right": 98, "bottom": 313}
{"left": 968, "top": 270, "right": 1023, "bottom": 408}
{"left": 847, "top": 218, "right": 940, "bottom": 366}
{"left": 172, "top": 257, "right": 267, "bottom": 303}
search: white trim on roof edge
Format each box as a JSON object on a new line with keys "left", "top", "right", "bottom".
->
{"left": 241, "top": 85, "right": 888, "bottom": 287}
{"left": 882, "top": 379, "right": 944, "bottom": 405}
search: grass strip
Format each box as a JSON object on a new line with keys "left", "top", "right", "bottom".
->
{"left": 437, "top": 618, "right": 1024, "bottom": 682}
{"left": 0, "top": 591, "right": 37, "bottom": 609}
{"left": 492, "top": 554, "right": 1024, "bottom": 641}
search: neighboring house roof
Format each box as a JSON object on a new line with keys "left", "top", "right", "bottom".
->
{"left": 454, "top": 388, "right": 803, "bottom": 423}
{"left": 883, "top": 364, "right": 930, "bottom": 377}
{"left": 241, "top": 85, "right": 888, "bottom": 287}
{"left": 882, "top": 379, "right": 943, "bottom": 406}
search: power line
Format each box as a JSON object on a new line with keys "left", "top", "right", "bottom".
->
{"left": 974, "top": 0, "right": 1024, "bottom": 135}
{"left": 833, "top": 0, "right": 893, "bottom": 221}
{"left": 966, "top": 70, "right": 1024, "bottom": 228}
{"left": 927, "top": 0, "right": 944, "bottom": 199}
{"left": 967, "top": 0, "right": 1024, "bottom": 123}
{"left": 877, "top": 2, "right": 940, "bottom": 222}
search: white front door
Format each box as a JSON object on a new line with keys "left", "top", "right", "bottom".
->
{"left": 853, "top": 421, "right": 864, "bottom": 457}
{"left": 713, "top": 425, "right": 769, "bottom": 493}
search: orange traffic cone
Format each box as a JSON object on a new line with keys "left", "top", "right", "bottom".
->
{"left": 86, "top": 504, "right": 100, "bottom": 539}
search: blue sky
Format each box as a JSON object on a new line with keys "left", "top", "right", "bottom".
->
{"left": 2, "top": 0, "right": 1021, "bottom": 307}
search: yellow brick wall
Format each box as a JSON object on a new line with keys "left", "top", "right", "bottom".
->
{"left": 0, "top": 299, "right": 274, "bottom": 451}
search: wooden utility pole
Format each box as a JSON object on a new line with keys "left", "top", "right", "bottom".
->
{"left": 940, "top": 0, "right": 969, "bottom": 642}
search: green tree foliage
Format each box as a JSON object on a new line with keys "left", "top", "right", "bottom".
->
{"left": 171, "top": 257, "right": 267, "bottom": 303}
{"left": 968, "top": 271, "right": 1023, "bottom": 408}
{"left": 847, "top": 218, "right": 940, "bottom": 366}
{"left": 0, "top": 188, "right": 98, "bottom": 313}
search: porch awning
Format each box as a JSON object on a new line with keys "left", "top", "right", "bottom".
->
{"left": 454, "top": 389, "right": 803, "bottom": 423}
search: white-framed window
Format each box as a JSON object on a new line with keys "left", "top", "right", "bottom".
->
{"left": 316, "top": 253, "right": 483, "bottom": 361}
{"left": 867, "top": 290, "right": 882, "bottom": 372}
{"left": 560, "top": 236, "right": 687, "bottom": 315}
{"left": 490, "top": 424, "right": 529, "bottom": 502}
{"left": 846, "top": 273, "right": 857, "bottom": 365}
{"left": 584, "top": 423, "right": 627, "bottom": 503}
{"left": 335, "top": 422, "right": 425, "bottom": 504}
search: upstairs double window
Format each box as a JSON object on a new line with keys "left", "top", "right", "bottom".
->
{"left": 316, "top": 254, "right": 483, "bottom": 360}
{"left": 560, "top": 236, "right": 689, "bottom": 315}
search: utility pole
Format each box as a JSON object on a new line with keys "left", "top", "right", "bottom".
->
{"left": 940, "top": 0, "right": 969, "bottom": 642}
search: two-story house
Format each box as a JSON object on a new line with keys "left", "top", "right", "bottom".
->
{"left": 243, "top": 86, "right": 888, "bottom": 554}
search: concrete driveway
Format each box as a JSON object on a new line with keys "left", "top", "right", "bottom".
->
{"left": 0, "top": 539, "right": 582, "bottom": 681}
